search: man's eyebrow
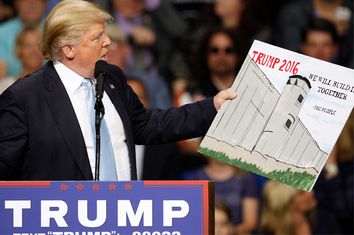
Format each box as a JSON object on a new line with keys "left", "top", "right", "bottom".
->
{"left": 91, "top": 30, "right": 104, "bottom": 40}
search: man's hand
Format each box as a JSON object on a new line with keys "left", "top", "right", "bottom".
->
{"left": 213, "top": 89, "right": 237, "bottom": 111}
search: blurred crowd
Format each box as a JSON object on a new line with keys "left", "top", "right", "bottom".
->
{"left": 0, "top": 0, "right": 353, "bottom": 234}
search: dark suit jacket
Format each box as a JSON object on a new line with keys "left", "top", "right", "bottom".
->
{"left": 0, "top": 61, "right": 217, "bottom": 180}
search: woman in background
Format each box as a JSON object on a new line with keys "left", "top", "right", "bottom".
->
{"left": 0, "top": 26, "right": 44, "bottom": 93}
{"left": 260, "top": 181, "right": 317, "bottom": 235}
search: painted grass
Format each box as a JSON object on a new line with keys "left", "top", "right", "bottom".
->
{"left": 198, "top": 147, "right": 315, "bottom": 191}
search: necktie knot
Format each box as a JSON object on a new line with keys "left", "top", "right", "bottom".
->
{"left": 82, "top": 78, "right": 93, "bottom": 89}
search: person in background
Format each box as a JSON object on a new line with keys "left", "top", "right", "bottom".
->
{"left": 105, "top": 23, "right": 171, "bottom": 109}
{"left": 181, "top": 0, "right": 269, "bottom": 70}
{"left": 193, "top": 27, "right": 241, "bottom": 97}
{"left": 297, "top": 16, "right": 353, "bottom": 234}
{"left": 276, "top": 0, "right": 353, "bottom": 67}
{"left": 213, "top": 0, "right": 271, "bottom": 46}
{"left": 174, "top": 28, "right": 240, "bottom": 158}
{"left": 0, "top": 26, "right": 44, "bottom": 93}
{"left": 215, "top": 200, "right": 235, "bottom": 235}
{"left": 0, "top": 0, "right": 47, "bottom": 78}
{"left": 184, "top": 157, "right": 260, "bottom": 234}
{"left": 260, "top": 180, "right": 317, "bottom": 235}
{"left": 15, "top": 26, "right": 44, "bottom": 78}
{"left": 300, "top": 18, "right": 339, "bottom": 62}
{"left": 313, "top": 111, "right": 353, "bottom": 234}
{"left": 110, "top": 0, "right": 189, "bottom": 86}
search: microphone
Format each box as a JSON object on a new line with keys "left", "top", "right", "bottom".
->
{"left": 93, "top": 60, "right": 108, "bottom": 181}
{"left": 94, "top": 60, "right": 108, "bottom": 102}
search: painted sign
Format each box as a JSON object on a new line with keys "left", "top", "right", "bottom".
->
{"left": 199, "top": 40, "right": 354, "bottom": 191}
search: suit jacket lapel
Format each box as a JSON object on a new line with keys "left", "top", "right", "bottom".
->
{"left": 42, "top": 62, "right": 93, "bottom": 180}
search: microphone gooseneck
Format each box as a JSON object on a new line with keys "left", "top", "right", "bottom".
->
{"left": 94, "top": 60, "right": 108, "bottom": 181}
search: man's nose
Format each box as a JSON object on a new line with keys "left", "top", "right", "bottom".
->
{"left": 103, "top": 33, "right": 112, "bottom": 47}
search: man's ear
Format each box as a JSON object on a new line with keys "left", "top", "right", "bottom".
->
{"left": 61, "top": 45, "right": 76, "bottom": 60}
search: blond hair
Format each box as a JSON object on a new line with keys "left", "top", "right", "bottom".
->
{"left": 40, "top": 0, "right": 112, "bottom": 60}
{"left": 260, "top": 181, "right": 298, "bottom": 235}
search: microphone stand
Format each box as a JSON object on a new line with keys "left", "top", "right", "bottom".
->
{"left": 94, "top": 79, "right": 105, "bottom": 181}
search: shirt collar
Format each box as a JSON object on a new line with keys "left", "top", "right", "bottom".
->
{"left": 53, "top": 61, "right": 86, "bottom": 95}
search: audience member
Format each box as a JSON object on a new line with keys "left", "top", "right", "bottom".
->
{"left": 175, "top": 27, "right": 240, "bottom": 111}
{"left": 184, "top": 158, "right": 260, "bottom": 234}
{"left": 174, "top": 28, "right": 240, "bottom": 159}
{"left": 15, "top": 26, "right": 44, "bottom": 78}
{"left": 192, "top": 27, "right": 241, "bottom": 97}
{"left": 215, "top": 199, "right": 235, "bottom": 235}
{"left": 105, "top": 23, "right": 171, "bottom": 109}
{"left": 260, "top": 181, "right": 317, "bottom": 235}
{"left": 301, "top": 22, "right": 353, "bottom": 233}
{"left": 213, "top": 0, "right": 271, "bottom": 45}
{"left": 0, "top": 0, "right": 47, "bottom": 77}
{"left": 313, "top": 111, "right": 353, "bottom": 234}
{"left": 301, "top": 22, "right": 352, "bottom": 234}
{"left": 110, "top": 0, "right": 189, "bottom": 85}
{"left": 276, "top": 0, "right": 353, "bottom": 67}
{"left": 301, "top": 18, "right": 339, "bottom": 62}
{"left": 171, "top": 0, "right": 213, "bottom": 33}
{"left": 182, "top": 0, "right": 269, "bottom": 68}
{"left": 0, "top": 26, "right": 44, "bottom": 93}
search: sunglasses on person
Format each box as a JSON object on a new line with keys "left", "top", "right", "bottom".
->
{"left": 208, "top": 46, "right": 235, "bottom": 54}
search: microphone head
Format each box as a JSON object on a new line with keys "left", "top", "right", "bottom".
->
{"left": 94, "top": 60, "right": 108, "bottom": 77}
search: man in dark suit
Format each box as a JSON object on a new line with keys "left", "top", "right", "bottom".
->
{"left": 0, "top": 0, "right": 236, "bottom": 181}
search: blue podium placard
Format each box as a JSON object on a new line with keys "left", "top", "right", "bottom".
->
{"left": 0, "top": 181, "right": 213, "bottom": 235}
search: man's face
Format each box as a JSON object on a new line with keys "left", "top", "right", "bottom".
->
{"left": 207, "top": 33, "right": 238, "bottom": 77}
{"left": 301, "top": 30, "right": 338, "bottom": 62}
{"left": 16, "top": 0, "right": 47, "bottom": 25}
{"left": 72, "top": 22, "right": 111, "bottom": 77}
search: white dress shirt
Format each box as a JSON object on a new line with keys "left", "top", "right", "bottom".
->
{"left": 54, "top": 61, "right": 131, "bottom": 180}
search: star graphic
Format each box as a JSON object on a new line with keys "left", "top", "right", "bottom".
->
{"left": 60, "top": 184, "right": 68, "bottom": 190}
{"left": 76, "top": 184, "right": 84, "bottom": 190}
{"left": 124, "top": 183, "right": 133, "bottom": 190}
{"left": 92, "top": 184, "right": 100, "bottom": 190}
{"left": 108, "top": 184, "right": 116, "bottom": 190}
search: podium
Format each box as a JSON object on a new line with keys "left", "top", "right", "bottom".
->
{"left": 0, "top": 181, "right": 214, "bottom": 234}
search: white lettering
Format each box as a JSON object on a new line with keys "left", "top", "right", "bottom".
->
{"left": 117, "top": 200, "right": 152, "bottom": 226}
{"left": 78, "top": 200, "right": 107, "bottom": 227}
{"left": 4, "top": 200, "right": 31, "bottom": 227}
{"left": 41, "top": 200, "right": 68, "bottom": 227}
{"left": 163, "top": 200, "right": 189, "bottom": 226}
